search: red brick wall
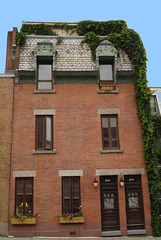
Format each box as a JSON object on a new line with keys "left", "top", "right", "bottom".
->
{"left": 5, "top": 27, "right": 17, "bottom": 71}
{"left": 9, "top": 83, "right": 152, "bottom": 236}
{"left": 0, "top": 77, "right": 13, "bottom": 235}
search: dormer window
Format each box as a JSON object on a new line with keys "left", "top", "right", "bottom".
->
{"left": 37, "top": 58, "right": 52, "bottom": 90}
{"left": 96, "top": 42, "right": 117, "bottom": 92}
{"left": 32, "top": 42, "right": 56, "bottom": 92}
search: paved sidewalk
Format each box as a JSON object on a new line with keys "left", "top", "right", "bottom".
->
{"left": 0, "top": 237, "right": 161, "bottom": 240}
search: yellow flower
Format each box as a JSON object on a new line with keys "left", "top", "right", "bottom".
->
{"left": 19, "top": 202, "right": 29, "bottom": 207}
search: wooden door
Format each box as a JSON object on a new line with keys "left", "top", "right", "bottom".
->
{"left": 125, "top": 175, "right": 145, "bottom": 230}
{"left": 100, "top": 176, "right": 119, "bottom": 231}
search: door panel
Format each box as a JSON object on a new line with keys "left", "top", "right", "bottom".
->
{"left": 100, "top": 176, "right": 119, "bottom": 231}
{"left": 125, "top": 175, "right": 145, "bottom": 230}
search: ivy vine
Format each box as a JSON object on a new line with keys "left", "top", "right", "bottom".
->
{"left": 56, "top": 36, "right": 63, "bottom": 45}
{"left": 15, "top": 20, "right": 161, "bottom": 235}
{"left": 16, "top": 22, "right": 76, "bottom": 46}
{"left": 77, "top": 20, "right": 160, "bottom": 236}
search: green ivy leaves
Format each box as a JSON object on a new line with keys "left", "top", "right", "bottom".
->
{"left": 77, "top": 20, "right": 160, "bottom": 236}
{"left": 16, "top": 23, "right": 57, "bottom": 46}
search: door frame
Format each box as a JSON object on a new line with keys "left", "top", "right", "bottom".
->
{"left": 100, "top": 175, "right": 120, "bottom": 232}
{"left": 124, "top": 175, "right": 145, "bottom": 230}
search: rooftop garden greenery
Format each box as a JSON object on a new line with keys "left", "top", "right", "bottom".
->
{"left": 16, "top": 20, "right": 161, "bottom": 236}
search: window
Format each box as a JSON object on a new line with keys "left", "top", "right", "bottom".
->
{"left": 99, "top": 60, "right": 115, "bottom": 91}
{"left": 99, "top": 62, "right": 114, "bottom": 82}
{"left": 37, "top": 59, "right": 52, "bottom": 90}
{"left": 62, "top": 177, "right": 80, "bottom": 214}
{"left": 15, "top": 178, "right": 33, "bottom": 216}
{"left": 101, "top": 115, "right": 119, "bottom": 149}
{"left": 150, "top": 95, "right": 158, "bottom": 115}
{"left": 36, "top": 115, "right": 53, "bottom": 150}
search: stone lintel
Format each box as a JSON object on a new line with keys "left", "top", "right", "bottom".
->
{"left": 59, "top": 170, "right": 83, "bottom": 176}
{"left": 13, "top": 171, "right": 36, "bottom": 178}
{"left": 33, "top": 109, "right": 56, "bottom": 115}
{"left": 98, "top": 109, "right": 120, "bottom": 115}
{"left": 96, "top": 168, "right": 145, "bottom": 176}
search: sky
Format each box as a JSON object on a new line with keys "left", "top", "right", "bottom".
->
{"left": 0, "top": 0, "right": 160, "bottom": 87}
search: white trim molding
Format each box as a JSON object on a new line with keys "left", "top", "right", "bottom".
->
{"left": 96, "top": 168, "right": 145, "bottom": 176}
{"left": 13, "top": 171, "right": 36, "bottom": 178}
{"left": 98, "top": 109, "right": 120, "bottom": 115}
{"left": 59, "top": 170, "right": 83, "bottom": 177}
{"left": 33, "top": 109, "right": 56, "bottom": 115}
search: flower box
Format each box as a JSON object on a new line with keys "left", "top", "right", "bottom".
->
{"left": 11, "top": 217, "right": 36, "bottom": 225}
{"left": 59, "top": 216, "right": 84, "bottom": 224}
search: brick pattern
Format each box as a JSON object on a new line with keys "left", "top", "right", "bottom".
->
{"left": 5, "top": 28, "right": 17, "bottom": 70}
{"left": 9, "top": 83, "right": 152, "bottom": 236}
{"left": 18, "top": 36, "right": 133, "bottom": 71}
{"left": 0, "top": 77, "right": 13, "bottom": 224}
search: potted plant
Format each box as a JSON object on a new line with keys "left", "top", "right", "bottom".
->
{"left": 11, "top": 213, "right": 39, "bottom": 225}
{"left": 56, "top": 206, "right": 84, "bottom": 224}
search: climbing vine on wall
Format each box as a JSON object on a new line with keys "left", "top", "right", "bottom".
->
{"left": 152, "top": 115, "right": 161, "bottom": 168}
{"left": 15, "top": 20, "right": 161, "bottom": 235}
{"left": 77, "top": 20, "right": 161, "bottom": 236}
{"left": 16, "top": 23, "right": 76, "bottom": 46}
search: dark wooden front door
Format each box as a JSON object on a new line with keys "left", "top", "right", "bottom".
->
{"left": 100, "top": 176, "right": 119, "bottom": 231}
{"left": 125, "top": 175, "right": 145, "bottom": 230}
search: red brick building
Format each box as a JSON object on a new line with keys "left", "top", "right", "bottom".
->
{"left": 7, "top": 21, "right": 152, "bottom": 237}
{"left": 0, "top": 75, "right": 14, "bottom": 236}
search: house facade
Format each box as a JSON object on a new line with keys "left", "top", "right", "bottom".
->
{"left": 7, "top": 21, "right": 152, "bottom": 237}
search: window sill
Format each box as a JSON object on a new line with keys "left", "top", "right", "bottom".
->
{"left": 100, "top": 149, "right": 123, "bottom": 153}
{"left": 32, "top": 149, "right": 56, "bottom": 155}
{"left": 127, "top": 229, "right": 147, "bottom": 235}
{"left": 34, "top": 89, "right": 56, "bottom": 94}
{"left": 97, "top": 87, "right": 119, "bottom": 94}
